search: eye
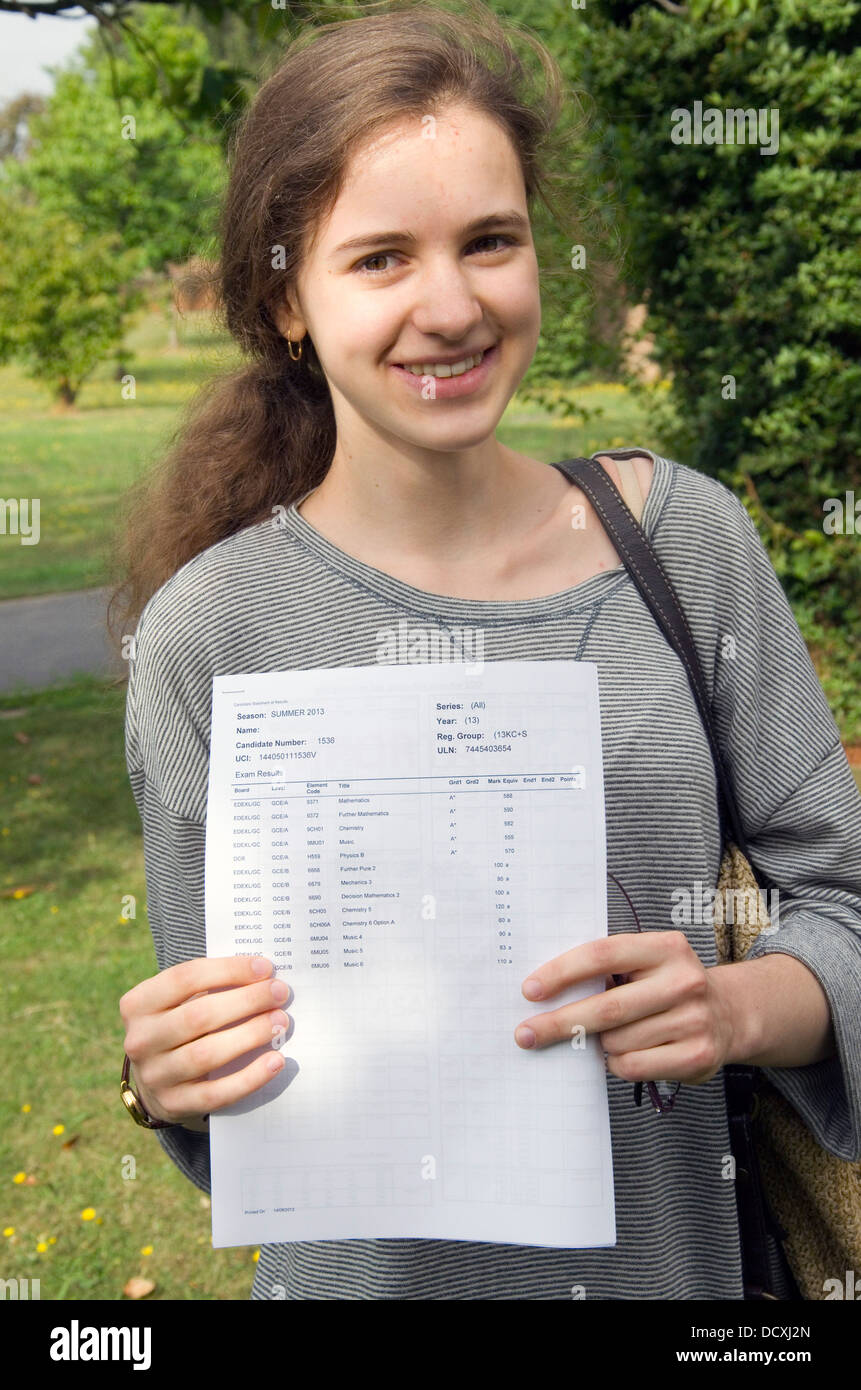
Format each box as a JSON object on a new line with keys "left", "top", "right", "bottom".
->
{"left": 355, "top": 252, "right": 397, "bottom": 276}
{"left": 354, "top": 234, "right": 517, "bottom": 276}
{"left": 470, "top": 234, "right": 516, "bottom": 255}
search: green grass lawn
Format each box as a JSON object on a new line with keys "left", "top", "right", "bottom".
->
{"left": 0, "top": 676, "right": 256, "bottom": 1299}
{"left": 0, "top": 306, "right": 660, "bottom": 601}
{"left": 0, "top": 311, "right": 246, "bottom": 600}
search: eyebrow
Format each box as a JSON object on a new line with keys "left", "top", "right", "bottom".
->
{"left": 331, "top": 210, "right": 530, "bottom": 257}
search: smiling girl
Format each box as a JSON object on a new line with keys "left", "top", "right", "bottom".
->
{"left": 111, "top": 1, "right": 861, "bottom": 1301}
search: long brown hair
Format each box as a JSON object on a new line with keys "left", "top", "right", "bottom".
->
{"left": 106, "top": 0, "right": 598, "bottom": 667}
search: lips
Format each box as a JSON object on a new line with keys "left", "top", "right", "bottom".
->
{"left": 389, "top": 344, "right": 498, "bottom": 398}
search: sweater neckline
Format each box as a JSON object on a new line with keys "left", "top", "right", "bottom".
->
{"left": 279, "top": 449, "right": 673, "bottom": 623}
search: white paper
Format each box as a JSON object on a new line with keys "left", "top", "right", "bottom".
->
{"left": 204, "top": 660, "right": 615, "bottom": 1250}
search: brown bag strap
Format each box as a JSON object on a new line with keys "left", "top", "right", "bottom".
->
{"left": 553, "top": 454, "right": 788, "bottom": 1299}
{"left": 552, "top": 455, "right": 777, "bottom": 895}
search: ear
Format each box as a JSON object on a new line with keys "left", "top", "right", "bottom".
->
{"left": 272, "top": 297, "right": 304, "bottom": 341}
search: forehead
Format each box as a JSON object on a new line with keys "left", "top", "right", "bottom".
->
{"left": 311, "top": 106, "right": 526, "bottom": 250}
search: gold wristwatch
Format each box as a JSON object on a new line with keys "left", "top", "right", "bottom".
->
{"left": 121, "top": 1053, "right": 182, "bottom": 1129}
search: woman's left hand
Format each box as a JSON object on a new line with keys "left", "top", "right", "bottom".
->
{"left": 514, "top": 930, "right": 736, "bottom": 1084}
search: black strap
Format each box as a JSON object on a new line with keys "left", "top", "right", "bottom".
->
{"left": 724, "top": 1064, "right": 789, "bottom": 1300}
{"left": 552, "top": 455, "right": 778, "bottom": 894}
{"left": 553, "top": 454, "right": 785, "bottom": 1298}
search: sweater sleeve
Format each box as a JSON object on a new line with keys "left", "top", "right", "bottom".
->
{"left": 124, "top": 598, "right": 213, "bottom": 1195}
{"left": 708, "top": 488, "right": 861, "bottom": 1162}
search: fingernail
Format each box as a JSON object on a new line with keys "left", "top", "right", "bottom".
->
{"left": 516, "top": 1026, "right": 536, "bottom": 1048}
{"left": 522, "top": 978, "right": 544, "bottom": 1000}
{"left": 252, "top": 957, "right": 273, "bottom": 977}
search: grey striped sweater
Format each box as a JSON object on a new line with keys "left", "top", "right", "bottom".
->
{"left": 124, "top": 447, "right": 861, "bottom": 1300}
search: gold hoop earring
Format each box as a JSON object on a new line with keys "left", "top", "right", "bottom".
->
{"left": 287, "top": 330, "right": 304, "bottom": 362}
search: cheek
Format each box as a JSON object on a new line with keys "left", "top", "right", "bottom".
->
{"left": 506, "top": 304, "right": 542, "bottom": 369}
{"left": 495, "top": 269, "right": 542, "bottom": 342}
{"left": 314, "top": 312, "right": 390, "bottom": 379}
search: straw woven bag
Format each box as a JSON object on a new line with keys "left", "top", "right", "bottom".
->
{"left": 714, "top": 845, "right": 861, "bottom": 1300}
{"left": 556, "top": 453, "right": 861, "bottom": 1300}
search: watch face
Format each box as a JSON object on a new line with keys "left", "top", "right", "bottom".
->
{"left": 121, "top": 1083, "right": 149, "bottom": 1125}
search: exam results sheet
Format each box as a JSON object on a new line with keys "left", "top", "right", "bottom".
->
{"left": 204, "top": 660, "right": 615, "bottom": 1250}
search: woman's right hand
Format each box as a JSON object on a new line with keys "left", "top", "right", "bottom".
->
{"left": 119, "top": 956, "right": 291, "bottom": 1128}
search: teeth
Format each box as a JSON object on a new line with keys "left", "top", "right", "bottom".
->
{"left": 402, "top": 350, "right": 485, "bottom": 378}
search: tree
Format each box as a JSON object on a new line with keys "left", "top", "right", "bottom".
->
{"left": 3, "top": 6, "right": 230, "bottom": 272}
{"left": 0, "top": 92, "right": 45, "bottom": 161}
{"left": 569, "top": 0, "right": 861, "bottom": 731}
{"left": 572, "top": 0, "right": 860, "bottom": 489}
{"left": 0, "top": 187, "right": 143, "bottom": 405}
{"left": 0, "top": 0, "right": 334, "bottom": 140}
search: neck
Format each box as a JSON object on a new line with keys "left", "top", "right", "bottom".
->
{"left": 296, "top": 441, "right": 562, "bottom": 564}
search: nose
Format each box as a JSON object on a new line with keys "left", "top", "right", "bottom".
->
{"left": 408, "top": 254, "right": 486, "bottom": 343}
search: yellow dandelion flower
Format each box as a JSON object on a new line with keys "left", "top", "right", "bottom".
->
{"left": 80, "top": 1207, "right": 96, "bottom": 1221}
{"left": 50, "top": 906, "right": 59, "bottom": 914}
{"left": 140, "top": 1245, "right": 153, "bottom": 1256}
{"left": 12, "top": 888, "right": 27, "bottom": 899}
{"left": 36, "top": 1241, "right": 47, "bottom": 1253}
{"left": 49, "top": 1237, "right": 56, "bottom": 1244}
{"left": 3, "top": 1227, "right": 14, "bottom": 1237}
{"left": 12, "top": 1172, "right": 26, "bottom": 1184}
{"left": 53, "top": 1124, "right": 65, "bottom": 1136}
{"left": 2, "top": 828, "right": 10, "bottom": 836}
{"left": 96, "top": 1217, "right": 103, "bottom": 1225}
{"left": 21, "top": 1104, "right": 31, "bottom": 1113}
{"left": 252, "top": 1249, "right": 260, "bottom": 1262}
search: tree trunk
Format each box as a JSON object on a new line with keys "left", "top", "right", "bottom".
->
{"left": 55, "top": 377, "right": 77, "bottom": 409}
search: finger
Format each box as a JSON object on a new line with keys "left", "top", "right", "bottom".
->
{"left": 515, "top": 973, "right": 684, "bottom": 1049}
{"left": 601, "top": 1002, "right": 705, "bottom": 1056}
{"left": 120, "top": 955, "right": 278, "bottom": 1022}
{"left": 145, "top": 1044, "right": 290, "bottom": 1124}
{"left": 521, "top": 931, "right": 688, "bottom": 1001}
{"left": 127, "top": 973, "right": 293, "bottom": 1057}
{"left": 605, "top": 1038, "right": 721, "bottom": 1085}
{"left": 138, "top": 1005, "right": 292, "bottom": 1091}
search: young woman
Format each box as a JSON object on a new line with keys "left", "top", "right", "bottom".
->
{"left": 112, "top": 1, "right": 861, "bottom": 1301}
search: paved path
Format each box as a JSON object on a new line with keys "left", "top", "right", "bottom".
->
{"left": 0, "top": 586, "right": 127, "bottom": 694}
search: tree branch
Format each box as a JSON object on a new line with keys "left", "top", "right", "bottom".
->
{"left": 0, "top": 0, "right": 161, "bottom": 15}
{"left": 76, "top": 0, "right": 125, "bottom": 44}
